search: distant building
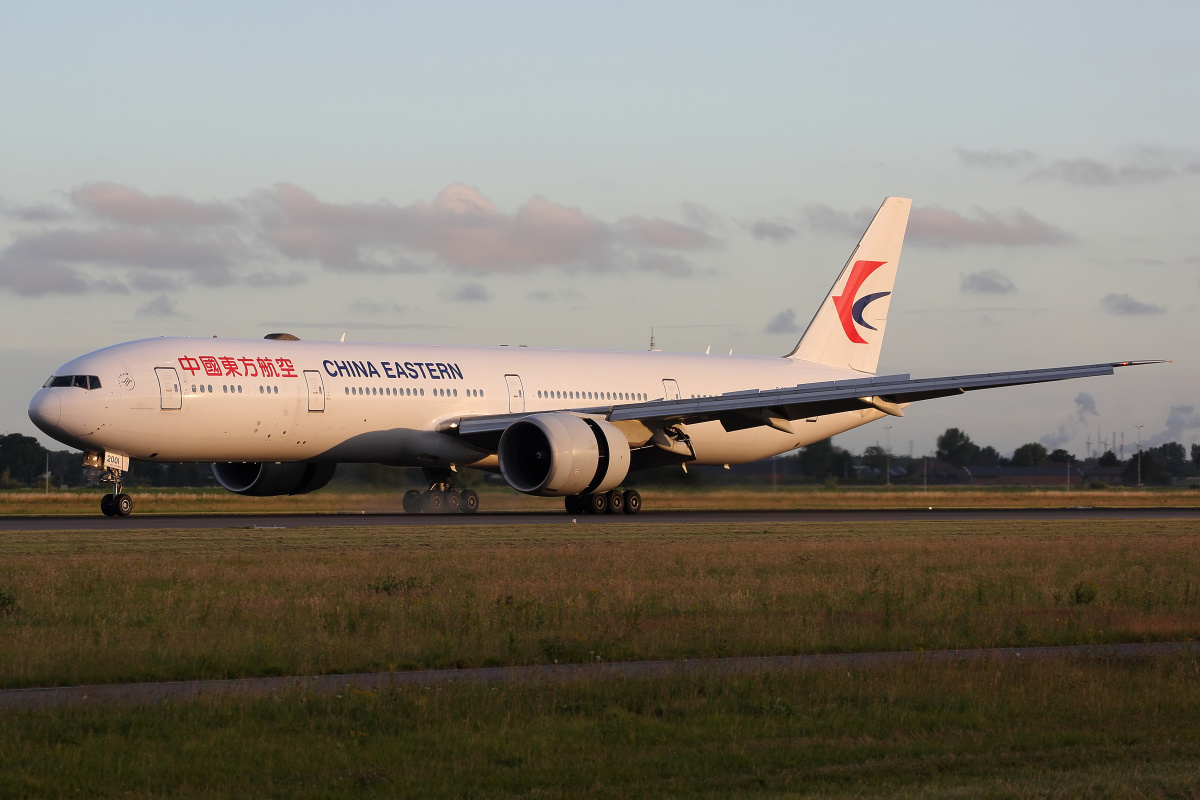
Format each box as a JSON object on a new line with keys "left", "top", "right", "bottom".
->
{"left": 965, "top": 465, "right": 1084, "bottom": 487}
{"left": 1079, "top": 465, "right": 1125, "bottom": 487}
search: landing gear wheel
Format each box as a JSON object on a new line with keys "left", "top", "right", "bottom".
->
{"left": 564, "top": 495, "right": 586, "bottom": 515}
{"left": 424, "top": 491, "right": 444, "bottom": 514}
{"left": 445, "top": 492, "right": 462, "bottom": 513}
{"left": 623, "top": 489, "right": 641, "bottom": 514}
{"left": 460, "top": 490, "right": 479, "bottom": 514}
{"left": 115, "top": 493, "right": 133, "bottom": 517}
{"left": 100, "top": 494, "right": 116, "bottom": 516}
{"left": 606, "top": 490, "right": 625, "bottom": 514}
{"left": 402, "top": 489, "right": 422, "bottom": 514}
{"left": 586, "top": 493, "right": 608, "bottom": 515}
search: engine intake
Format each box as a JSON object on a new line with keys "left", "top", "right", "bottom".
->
{"left": 498, "top": 414, "right": 630, "bottom": 497}
{"left": 211, "top": 461, "right": 336, "bottom": 496}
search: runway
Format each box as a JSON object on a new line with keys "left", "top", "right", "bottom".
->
{"left": 3, "top": 641, "right": 1197, "bottom": 709}
{"left": 0, "top": 506, "right": 1197, "bottom": 531}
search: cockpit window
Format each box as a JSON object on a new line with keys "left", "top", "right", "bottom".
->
{"left": 46, "top": 374, "right": 102, "bottom": 390}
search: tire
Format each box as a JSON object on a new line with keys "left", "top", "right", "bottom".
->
{"left": 424, "top": 491, "right": 444, "bottom": 513}
{"left": 623, "top": 489, "right": 642, "bottom": 514}
{"left": 460, "top": 490, "right": 479, "bottom": 514}
{"left": 606, "top": 490, "right": 624, "bottom": 514}
{"left": 115, "top": 493, "right": 133, "bottom": 517}
{"left": 445, "top": 492, "right": 462, "bottom": 513}
{"left": 100, "top": 494, "right": 116, "bottom": 516}
{"left": 402, "top": 489, "right": 422, "bottom": 513}
{"left": 564, "top": 495, "right": 585, "bottom": 515}
{"left": 586, "top": 493, "right": 608, "bottom": 514}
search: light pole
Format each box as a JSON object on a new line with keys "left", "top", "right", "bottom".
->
{"left": 1135, "top": 425, "right": 1144, "bottom": 486}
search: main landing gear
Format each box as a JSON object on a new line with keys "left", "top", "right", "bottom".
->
{"left": 565, "top": 489, "right": 641, "bottom": 515}
{"left": 99, "top": 468, "right": 132, "bottom": 517}
{"left": 402, "top": 467, "right": 479, "bottom": 514}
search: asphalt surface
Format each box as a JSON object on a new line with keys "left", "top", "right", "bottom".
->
{"left": 0, "top": 506, "right": 1197, "bottom": 531}
{"left": 3, "top": 641, "right": 1196, "bottom": 709}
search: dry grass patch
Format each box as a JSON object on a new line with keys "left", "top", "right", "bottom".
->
{"left": 1, "top": 520, "right": 1199, "bottom": 688}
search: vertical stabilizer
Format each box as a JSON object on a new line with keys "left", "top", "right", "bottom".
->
{"left": 786, "top": 196, "right": 910, "bottom": 373}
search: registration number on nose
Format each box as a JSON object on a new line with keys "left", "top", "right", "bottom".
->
{"left": 104, "top": 452, "right": 130, "bottom": 471}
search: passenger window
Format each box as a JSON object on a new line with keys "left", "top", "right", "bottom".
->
{"left": 208, "top": 385, "right": 213, "bottom": 393}
{"left": 453, "top": 389, "right": 457, "bottom": 397}
{"left": 420, "top": 388, "right": 424, "bottom": 396}
{"left": 259, "top": 386, "right": 264, "bottom": 394}
{"left": 238, "top": 385, "right": 242, "bottom": 393}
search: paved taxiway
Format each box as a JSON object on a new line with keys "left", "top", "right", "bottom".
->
{"left": 0, "top": 506, "right": 1197, "bottom": 531}
{"left": 3, "top": 641, "right": 1196, "bottom": 709}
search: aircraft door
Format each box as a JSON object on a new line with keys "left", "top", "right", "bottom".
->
{"left": 662, "top": 379, "right": 681, "bottom": 400}
{"left": 303, "top": 370, "right": 325, "bottom": 412}
{"left": 505, "top": 374, "right": 525, "bottom": 413}
{"left": 154, "top": 367, "right": 182, "bottom": 410}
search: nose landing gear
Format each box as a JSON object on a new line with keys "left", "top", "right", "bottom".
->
{"left": 99, "top": 471, "right": 132, "bottom": 517}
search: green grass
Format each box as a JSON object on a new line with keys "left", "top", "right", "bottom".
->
{"left": 4, "top": 657, "right": 1200, "bottom": 798}
{"left": 2, "top": 520, "right": 1199, "bottom": 688}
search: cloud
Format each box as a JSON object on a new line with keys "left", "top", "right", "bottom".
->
{"left": 1101, "top": 293, "right": 1165, "bottom": 316}
{"left": 955, "top": 148, "right": 1039, "bottom": 169}
{"left": 1075, "top": 392, "right": 1098, "bottom": 421}
{"left": 1039, "top": 426, "right": 1071, "bottom": 449}
{"left": 442, "top": 282, "right": 491, "bottom": 302}
{"left": 749, "top": 219, "right": 798, "bottom": 243}
{"left": 961, "top": 269, "right": 1016, "bottom": 294}
{"left": 680, "top": 202, "right": 722, "bottom": 231}
{"left": 526, "top": 288, "right": 585, "bottom": 302}
{"left": 244, "top": 270, "right": 306, "bottom": 288}
{"left": 617, "top": 216, "right": 717, "bottom": 250}
{"left": 1029, "top": 158, "right": 1174, "bottom": 187}
{"left": 1145, "top": 405, "right": 1200, "bottom": 448}
{"left": 908, "top": 206, "right": 1072, "bottom": 247}
{"left": 0, "top": 228, "right": 240, "bottom": 289}
{"left": 137, "top": 294, "right": 180, "bottom": 316}
{"left": 348, "top": 301, "right": 415, "bottom": 315}
{"left": 129, "top": 271, "right": 180, "bottom": 291}
{"left": 2, "top": 202, "right": 71, "bottom": 222}
{"left": 72, "top": 182, "right": 238, "bottom": 226}
{"left": 801, "top": 204, "right": 874, "bottom": 236}
{"left": 764, "top": 308, "right": 799, "bottom": 334}
{"left": 1, "top": 182, "right": 732, "bottom": 298}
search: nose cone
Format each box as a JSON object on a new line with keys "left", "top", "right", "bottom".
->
{"left": 28, "top": 389, "right": 61, "bottom": 434}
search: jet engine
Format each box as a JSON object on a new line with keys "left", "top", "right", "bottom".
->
{"left": 497, "top": 413, "right": 630, "bottom": 497}
{"left": 211, "top": 461, "right": 337, "bottom": 496}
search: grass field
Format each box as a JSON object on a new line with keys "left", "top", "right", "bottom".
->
{"left": 1, "top": 520, "right": 1199, "bottom": 688}
{"left": 3, "top": 658, "right": 1200, "bottom": 798}
{"left": 2, "top": 484, "right": 1198, "bottom": 515}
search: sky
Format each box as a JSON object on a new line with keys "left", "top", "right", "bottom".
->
{"left": 2, "top": 1, "right": 1197, "bottom": 460}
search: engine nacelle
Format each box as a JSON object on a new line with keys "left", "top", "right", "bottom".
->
{"left": 211, "top": 461, "right": 337, "bottom": 496}
{"left": 498, "top": 414, "right": 631, "bottom": 497}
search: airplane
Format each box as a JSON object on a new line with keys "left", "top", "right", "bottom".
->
{"left": 27, "top": 197, "right": 1162, "bottom": 516}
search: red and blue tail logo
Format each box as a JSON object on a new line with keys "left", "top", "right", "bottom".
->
{"left": 831, "top": 260, "right": 890, "bottom": 344}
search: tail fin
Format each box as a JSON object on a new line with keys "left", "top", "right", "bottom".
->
{"left": 786, "top": 196, "right": 911, "bottom": 374}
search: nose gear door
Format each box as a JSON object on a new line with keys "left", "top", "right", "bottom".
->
{"left": 154, "top": 367, "right": 182, "bottom": 410}
{"left": 303, "top": 370, "right": 325, "bottom": 411}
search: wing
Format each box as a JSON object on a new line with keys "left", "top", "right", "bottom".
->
{"left": 443, "top": 360, "right": 1164, "bottom": 451}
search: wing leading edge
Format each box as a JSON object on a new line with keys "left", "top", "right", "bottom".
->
{"left": 447, "top": 360, "right": 1164, "bottom": 450}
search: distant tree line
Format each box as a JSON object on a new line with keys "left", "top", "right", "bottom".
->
{"left": 2, "top": 429, "right": 1198, "bottom": 491}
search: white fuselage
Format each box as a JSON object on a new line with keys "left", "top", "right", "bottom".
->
{"left": 29, "top": 336, "right": 886, "bottom": 469}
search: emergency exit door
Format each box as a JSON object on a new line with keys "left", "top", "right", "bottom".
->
{"left": 662, "top": 379, "right": 681, "bottom": 400}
